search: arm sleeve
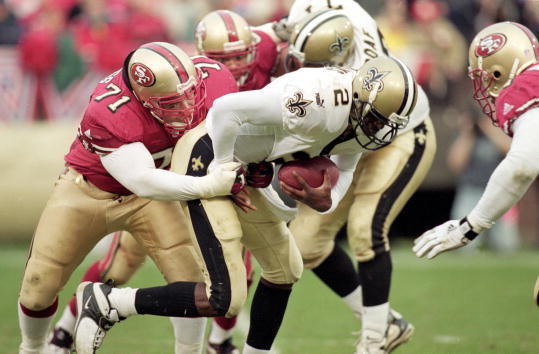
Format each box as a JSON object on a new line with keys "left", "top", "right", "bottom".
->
{"left": 100, "top": 142, "right": 210, "bottom": 201}
{"left": 206, "top": 85, "right": 284, "bottom": 164}
{"left": 467, "top": 108, "right": 539, "bottom": 231}
{"left": 320, "top": 153, "right": 362, "bottom": 214}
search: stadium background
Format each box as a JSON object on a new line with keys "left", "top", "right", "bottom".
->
{"left": 0, "top": 0, "right": 538, "bottom": 353}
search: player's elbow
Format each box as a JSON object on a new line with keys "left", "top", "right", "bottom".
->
{"left": 511, "top": 164, "right": 539, "bottom": 185}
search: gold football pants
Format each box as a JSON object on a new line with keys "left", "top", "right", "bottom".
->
{"left": 291, "top": 117, "right": 436, "bottom": 267}
{"left": 20, "top": 167, "right": 202, "bottom": 311}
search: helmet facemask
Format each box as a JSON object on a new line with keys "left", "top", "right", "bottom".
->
{"left": 144, "top": 68, "right": 207, "bottom": 138}
{"left": 350, "top": 84, "right": 409, "bottom": 150}
{"left": 204, "top": 44, "right": 256, "bottom": 84}
{"left": 468, "top": 66, "right": 497, "bottom": 124}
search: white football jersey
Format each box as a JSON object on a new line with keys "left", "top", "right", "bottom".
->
{"left": 208, "top": 67, "right": 362, "bottom": 166}
{"left": 287, "top": 0, "right": 430, "bottom": 133}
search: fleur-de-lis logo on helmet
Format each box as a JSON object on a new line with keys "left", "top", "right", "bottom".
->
{"left": 285, "top": 91, "right": 313, "bottom": 117}
{"left": 362, "top": 67, "right": 389, "bottom": 92}
{"left": 329, "top": 32, "right": 351, "bottom": 55}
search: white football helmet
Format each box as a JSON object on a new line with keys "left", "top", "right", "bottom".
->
{"left": 126, "top": 42, "right": 206, "bottom": 137}
{"left": 285, "top": 9, "right": 354, "bottom": 72}
{"left": 351, "top": 56, "right": 418, "bottom": 150}
{"left": 468, "top": 21, "right": 539, "bottom": 123}
{"left": 195, "top": 10, "right": 256, "bottom": 83}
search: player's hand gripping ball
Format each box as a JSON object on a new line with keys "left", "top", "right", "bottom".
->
{"left": 278, "top": 156, "right": 339, "bottom": 189}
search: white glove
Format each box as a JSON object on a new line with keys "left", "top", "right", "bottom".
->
{"left": 413, "top": 220, "right": 473, "bottom": 259}
{"left": 195, "top": 162, "right": 243, "bottom": 199}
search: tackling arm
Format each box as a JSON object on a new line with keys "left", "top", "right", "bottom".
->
{"left": 413, "top": 108, "right": 539, "bottom": 259}
{"left": 100, "top": 142, "right": 241, "bottom": 200}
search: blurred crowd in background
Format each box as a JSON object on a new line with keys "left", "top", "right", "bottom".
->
{"left": 2, "top": 0, "right": 539, "bottom": 250}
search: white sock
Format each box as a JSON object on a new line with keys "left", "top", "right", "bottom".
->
{"left": 342, "top": 285, "right": 363, "bottom": 319}
{"left": 55, "top": 306, "right": 76, "bottom": 334}
{"left": 108, "top": 287, "right": 138, "bottom": 318}
{"left": 170, "top": 317, "right": 206, "bottom": 354}
{"left": 208, "top": 321, "right": 234, "bottom": 344}
{"left": 242, "top": 343, "right": 270, "bottom": 353}
{"left": 362, "top": 303, "right": 390, "bottom": 340}
{"left": 18, "top": 302, "right": 55, "bottom": 351}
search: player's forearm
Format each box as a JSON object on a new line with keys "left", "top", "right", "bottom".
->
{"left": 467, "top": 156, "right": 536, "bottom": 231}
{"left": 120, "top": 168, "right": 215, "bottom": 201}
{"left": 101, "top": 142, "right": 212, "bottom": 200}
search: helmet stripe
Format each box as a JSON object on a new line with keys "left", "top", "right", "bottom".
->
{"left": 218, "top": 10, "right": 239, "bottom": 43}
{"left": 511, "top": 22, "right": 539, "bottom": 59}
{"left": 393, "top": 57, "right": 416, "bottom": 117}
{"left": 294, "top": 11, "right": 346, "bottom": 53}
{"left": 141, "top": 43, "right": 189, "bottom": 83}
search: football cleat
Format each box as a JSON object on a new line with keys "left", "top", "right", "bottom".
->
{"left": 74, "top": 281, "right": 121, "bottom": 354}
{"left": 386, "top": 310, "right": 414, "bottom": 352}
{"left": 47, "top": 327, "right": 73, "bottom": 354}
{"left": 355, "top": 335, "right": 387, "bottom": 354}
{"left": 207, "top": 338, "right": 240, "bottom": 354}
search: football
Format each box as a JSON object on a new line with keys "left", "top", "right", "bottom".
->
{"left": 278, "top": 156, "right": 339, "bottom": 189}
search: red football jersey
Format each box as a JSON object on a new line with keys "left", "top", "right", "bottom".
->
{"left": 239, "top": 30, "right": 278, "bottom": 91}
{"left": 496, "top": 66, "right": 539, "bottom": 136}
{"left": 65, "top": 56, "right": 238, "bottom": 195}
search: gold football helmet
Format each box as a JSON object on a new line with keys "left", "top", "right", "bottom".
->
{"left": 126, "top": 42, "right": 206, "bottom": 137}
{"left": 285, "top": 9, "right": 354, "bottom": 72}
{"left": 351, "top": 56, "right": 418, "bottom": 150}
{"left": 468, "top": 21, "right": 539, "bottom": 122}
{"left": 195, "top": 10, "right": 255, "bottom": 82}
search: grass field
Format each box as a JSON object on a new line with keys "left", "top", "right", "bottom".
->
{"left": 1, "top": 241, "right": 538, "bottom": 354}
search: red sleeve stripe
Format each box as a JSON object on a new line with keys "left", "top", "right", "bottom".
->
{"left": 91, "top": 143, "right": 118, "bottom": 155}
{"left": 516, "top": 97, "right": 539, "bottom": 113}
{"left": 217, "top": 10, "right": 239, "bottom": 42}
{"left": 141, "top": 43, "right": 189, "bottom": 83}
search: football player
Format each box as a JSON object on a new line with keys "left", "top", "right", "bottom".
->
{"left": 49, "top": 11, "right": 282, "bottom": 354}
{"left": 413, "top": 22, "right": 539, "bottom": 303}
{"left": 73, "top": 56, "right": 418, "bottom": 354}
{"left": 17, "top": 42, "right": 242, "bottom": 354}
{"left": 195, "top": 9, "right": 281, "bottom": 92}
{"left": 273, "top": 2, "right": 436, "bottom": 353}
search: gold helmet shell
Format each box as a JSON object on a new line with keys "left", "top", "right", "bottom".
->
{"left": 468, "top": 21, "right": 539, "bottom": 122}
{"left": 286, "top": 9, "right": 354, "bottom": 71}
{"left": 126, "top": 42, "right": 206, "bottom": 137}
{"left": 351, "top": 56, "right": 418, "bottom": 150}
{"left": 195, "top": 10, "right": 255, "bottom": 79}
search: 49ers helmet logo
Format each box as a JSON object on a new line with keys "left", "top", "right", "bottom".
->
{"left": 476, "top": 33, "right": 507, "bottom": 57}
{"left": 130, "top": 63, "right": 156, "bottom": 87}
